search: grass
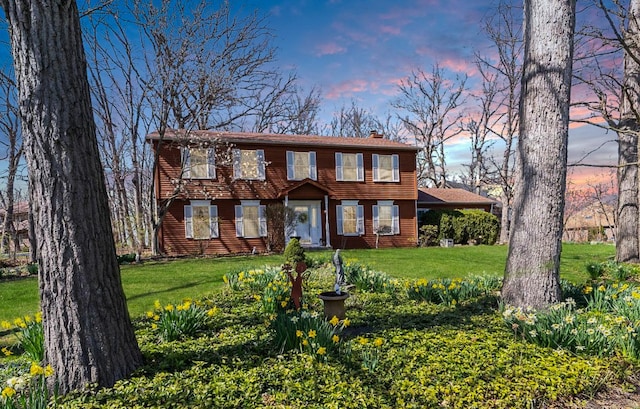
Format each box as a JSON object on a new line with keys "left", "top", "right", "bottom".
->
{"left": 0, "top": 243, "right": 614, "bottom": 323}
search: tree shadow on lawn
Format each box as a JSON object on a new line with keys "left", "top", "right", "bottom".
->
{"left": 126, "top": 280, "right": 211, "bottom": 303}
{"left": 344, "top": 294, "right": 501, "bottom": 337}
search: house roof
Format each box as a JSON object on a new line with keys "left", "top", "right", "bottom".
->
{"left": 564, "top": 202, "right": 615, "bottom": 230}
{"left": 418, "top": 188, "right": 497, "bottom": 206}
{"left": 146, "top": 129, "right": 420, "bottom": 152}
{"left": 278, "top": 179, "right": 336, "bottom": 199}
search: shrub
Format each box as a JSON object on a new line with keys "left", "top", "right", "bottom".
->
{"left": 116, "top": 253, "right": 136, "bottom": 264}
{"left": 418, "top": 225, "right": 438, "bottom": 247}
{"left": 585, "top": 261, "right": 605, "bottom": 280}
{"left": 25, "top": 264, "right": 38, "bottom": 276}
{"left": 418, "top": 209, "right": 499, "bottom": 245}
{"left": 283, "top": 238, "right": 306, "bottom": 265}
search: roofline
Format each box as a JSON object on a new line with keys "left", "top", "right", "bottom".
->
{"left": 146, "top": 129, "right": 421, "bottom": 152}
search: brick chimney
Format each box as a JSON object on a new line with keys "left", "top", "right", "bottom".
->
{"left": 369, "top": 130, "right": 383, "bottom": 138}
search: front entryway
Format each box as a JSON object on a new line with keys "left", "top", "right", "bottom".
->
{"left": 288, "top": 200, "right": 322, "bottom": 246}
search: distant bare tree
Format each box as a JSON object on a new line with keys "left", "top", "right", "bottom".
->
{"left": 393, "top": 64, "right": 467, "bottom": 187}
{"left": 572, "top": 0, "right": 640, "bottom": 262}
{"left": 252, "top": 84, "right": 323, "bottom": 135}
{"left": 329, "top": 100, "right": 391, "bottom": 138}
{"left": 0, "top": 70, "right": 23, "bottom": 258}
{"left": 474, "top": 1, "right": 522, "bottom": 244}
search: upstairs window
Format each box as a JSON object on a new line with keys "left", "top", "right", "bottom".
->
{"left": 372, "top": 154, "right": 399, "bottom": 182}
{"left": 336, "top": 200, "right": 364, "bottom": 236}
{"left": 335, "top": 152, "right": 364, "bottom": 181}
{"left": 233, "top": 149, "right": 265, "bottom": 180}
{"left": 184, "top": 201, "right": 219, "bottom": 239}
{"left": 373, "top": 201, "right": 399, "bottom": 235}
{"left": 286, "top": 151, "right": 317, "bottom": 180}
{"left": 235, "top": 201, "right": 267, "bottom": 238}
{"left": 182, "top": 147, "right": 216, "bottom": 179}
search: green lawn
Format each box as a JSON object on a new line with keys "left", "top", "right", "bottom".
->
{"left": 0, "top": 243, "right": 615, "bottom": 323}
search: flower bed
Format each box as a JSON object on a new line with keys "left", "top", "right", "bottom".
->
{"left": 1, "top": 260, "right": 636, "bottom": 408}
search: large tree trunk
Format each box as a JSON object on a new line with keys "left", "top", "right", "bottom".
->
{"left": 1, "top": 0, "right": 142, "bottom": 393}
{"left": 502, "top": 0, "right": 576, "bottom": 310}
{"left": 618, "top": 0, "right": 640, "bottom": 263}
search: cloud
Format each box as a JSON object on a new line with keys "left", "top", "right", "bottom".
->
{"left": 315, "top": 42, "right": 347, "bottom": 57}
{"left": 324, "top": 78, "right": 370, "bottom": 100}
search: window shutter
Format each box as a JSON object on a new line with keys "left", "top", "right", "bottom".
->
{"left": 207, "top": 148, "right": 216, "bottom": 179}
{"left": 392, "top": 154, "right": 399, "bottom": 182}
{"left": 257, "top": 150, "right": 266, "bottom": 180}
{"left": 372, "top": 154, "right": 379, "bottom": 181}
{"left": 356, "top": 153, "right": 364, "bottom": 181}
{"left": 259, "top": 205, "right": 267, "bottom": 237}
{"left": 182, "top": 148, "right": 191, "bottom": 179}
{"left": 232, "top": 149, "right": 242, "bottom": 179}
{"left": 235, "top": 205, "right": 243, "bottom": 237}
{"left": 372, "top": 205, "right": 379, "bottom": 232}
{"left": 184, "top": 205, "right": 193, "bottom": 238}
{"left": 356, "top": 205, "right": 364, "bottom": 234}
{"left": 309, "top": 151, "right": 317, "bottom": 180}
{"left": 210, "top": 205, "right": 219, "bottom": 238}
{"left": 286, "top": 151, "right": 294, "bottom": 180}
{"left": 336, "top": 205, "right": 343, "bottom": 235}
{"left": 392, "top": 205, "right": 400, "bottom": 234}
{"left": 335, "top": 153, "right": 343, "bottom": 181}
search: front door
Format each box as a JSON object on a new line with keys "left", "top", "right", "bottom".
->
{"left": 289, "top": 201, "right": 322, "bottom": 246}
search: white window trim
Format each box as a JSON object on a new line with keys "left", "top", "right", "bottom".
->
{"left": 286, "top": 151, "right": 317, "bottom": 181}
{"left": 182, "top": 147, "right": 216, "bottom": 179}
{"left": 372, "top": 153, "right": 399, "bottom": 182}
{"left": 335, "top": 152, "right": 364, "bottom": 182}
{"left": 184, "top": 200, "right": 219, "bottom": 239}
{"left": 336, "top": 200, "right": 364, "bottom": 236}
{"left": 235, "top": 200, "right": 267, "bottom": 238}
{"left": 232, "top": 149, "right": 266, "bottom": 180}
{"left": 373, "top": 200, "right": 399, "bottom": 235}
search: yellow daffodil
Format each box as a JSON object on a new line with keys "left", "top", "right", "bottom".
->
{"left": 1, "top": 320, "right": 11, "bottom": 330}
{"left": 207, "top": 307, "right": 218, "bottom": 317}
{"left": 332, "top": 335, "right": 340, "bottom": 343}
{"left": 373, "top": 338, "right": 384, "bottom": 347}
{"left": 165, "top": 304, "right": 174, "bottom": 312}
{"left": 329, "top": 316, "right": 340, "bottom": 326}
{"left": 302, "top": 339, "right": 309, "bottom": 346}
{"left": 13, "top": 318, "right": 26, "bottom": 329}
{"left": 154, "top": 300, "right": 162, "bottom": 310}
{"left": 151, "top": 323, "right": 158, "bottom": 330}
{"left": 342, "top": 318, "right": 351, "bottom": 327}
{"left": 153, "top": 314, "right": 160, "bottom": 321}
{"left": 358, "top": 337, "right": 368, "bottom": 345}
{"left": 281, "top": 301, "right": 288, "bottom": 308}
{"left": 44, "top": 365, "right": 54, "bottom": 377}
{"left": 1, "top": 347, "right": 12, "bottom": 356}
{"left": 30, "top": 363, "right": 45, "bottom": 377}
{"left": 308, "top": 330, "right": 317, "bottom": 338}
{"left": 317, "top": 347, "right": 327, "bottom": 355}
{"left": 296, "top": 330, "right": 303, "bottom": 338}
{"left": 146, "top": 311, "right": 154, "bottom": 318}
{"left": 1, "top": 386, "right": 16, "bottom": 399}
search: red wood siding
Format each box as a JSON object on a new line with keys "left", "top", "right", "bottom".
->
{"left": 152, "top": 137, "right": 418, "bottom": 255}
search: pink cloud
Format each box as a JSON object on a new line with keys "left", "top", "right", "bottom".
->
{"left": 315, "top": 42, "right": 347, "bottom": 57}
{"left": 325, "top": 79, "right": 370, "bottom": 100}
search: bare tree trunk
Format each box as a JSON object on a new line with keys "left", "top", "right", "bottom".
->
{"left": 618, "top": 0, "right": 640, "bottom": 263}
{"left": 1, "top": 0, "right": 142, "bottom": 393}
{"left": 502, "top": 0, "right": 576, "bottom": 310}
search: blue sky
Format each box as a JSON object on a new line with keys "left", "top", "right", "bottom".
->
{"left": 0, "top": 0, "right": 619, "bottom": 188}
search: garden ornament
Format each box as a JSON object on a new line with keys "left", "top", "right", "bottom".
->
{"left": 332, "top": 249, "right": 345, "bottom": 294}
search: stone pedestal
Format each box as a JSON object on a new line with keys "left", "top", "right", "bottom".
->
{"left": 318, "top": 291, "right": 350, "bottom": 320}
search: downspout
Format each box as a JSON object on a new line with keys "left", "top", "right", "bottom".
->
{"left": 325, "top": 195, "right": 331, "bottom": 248}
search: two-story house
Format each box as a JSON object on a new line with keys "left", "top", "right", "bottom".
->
{"left": 147, "top": 129, "right": 419, "bottom": 256}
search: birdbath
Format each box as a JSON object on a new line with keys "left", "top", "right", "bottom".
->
{"left": 318, "top": 291, "right": 350, "bottom": 320}
{"left": 318, "top": 249, "right": 350, "bottom": 319}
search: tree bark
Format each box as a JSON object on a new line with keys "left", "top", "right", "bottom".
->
{"left": 1, "top": 0, "right": 142, "bottom": 393}
{"left": 618, "top": 0, "right": 640, "bottom": 263}
{"left": 502, "top": 0, "right": 576, "bottom": 309}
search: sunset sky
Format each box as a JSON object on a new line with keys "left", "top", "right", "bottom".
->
{"left": 0, "top": 0, "right": 619, "bottom": 189}
{"left": 240, "top": 0, "right": 618, "bottom": 187}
